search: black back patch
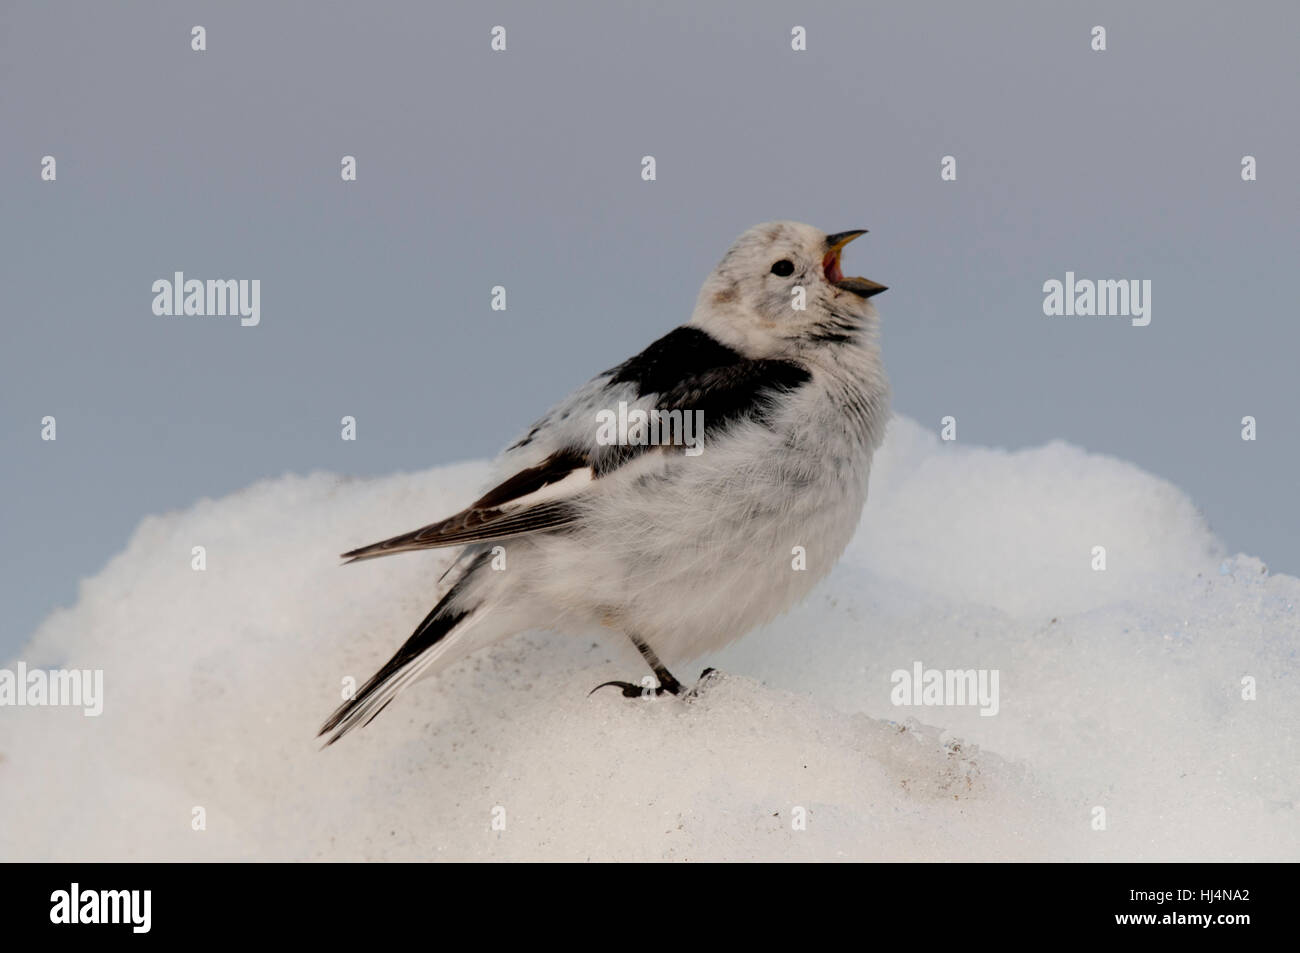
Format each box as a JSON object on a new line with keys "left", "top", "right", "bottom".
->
{"left": 590, "top": 326, "right": 812, "bottom": 474}
{"left": 607, "top": 326, "right": 746, "bottom": 394}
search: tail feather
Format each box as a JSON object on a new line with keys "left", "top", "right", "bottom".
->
{"left": 319, "top": 595, "right": 473, "bottom": 746}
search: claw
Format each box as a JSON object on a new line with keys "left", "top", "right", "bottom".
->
{"left": 589, "top": 680, "right": 647, "bottom": 698}
{"left": 589, "top": 676, "right": 680, "bottom": 698}
{"left": 686, "top": 667, "right": 721, "bottom": 698}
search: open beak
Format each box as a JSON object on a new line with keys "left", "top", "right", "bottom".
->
{"left": 823, "top": 229, "right": 887, "bottom": 298}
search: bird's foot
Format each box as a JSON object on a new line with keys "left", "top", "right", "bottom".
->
{"left": 686, "top": 667, "right": 721, "bottom": 698}
{"left": 589, "top": 670, "right": 683, "bottom": 699}
{"left": 589, "top": 667, "right": 720, "bottom": 699}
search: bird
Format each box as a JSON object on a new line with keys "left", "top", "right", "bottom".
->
{"left": 319, "top": 221, "right": 890, "bottom": 744}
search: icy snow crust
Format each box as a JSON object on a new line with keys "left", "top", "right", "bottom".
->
{"left": 1, "top": 417, "right": 1296, "bottom": 860}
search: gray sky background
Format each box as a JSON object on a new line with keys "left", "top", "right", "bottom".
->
{"left": 3, "top": 1, "right": 1297, "bottom": 658}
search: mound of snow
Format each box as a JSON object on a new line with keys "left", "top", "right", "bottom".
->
{"left": 1, "top": 417, "right": 1295, "bottom": 860}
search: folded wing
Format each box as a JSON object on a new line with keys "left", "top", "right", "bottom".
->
{"left": 340, "top": 449, "right": 591, "bottom": 562}
{"left": 341, "top": 326, "right": 812, "bottom": 563}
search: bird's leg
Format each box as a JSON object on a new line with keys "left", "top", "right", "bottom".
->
{"left": 590, "top": 633, "right": 683, "bottom": 698}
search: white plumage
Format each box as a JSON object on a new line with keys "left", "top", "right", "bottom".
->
{"left": 321, "top": 221, "right": 890, "bottom": 744}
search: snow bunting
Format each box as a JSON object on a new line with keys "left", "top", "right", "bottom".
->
{"left": 321, "top": 222, "right": 889, "bottom": 743}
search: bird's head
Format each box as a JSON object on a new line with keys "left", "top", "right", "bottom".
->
{"left": 690, "top": 221, "right": 887, "bottom": 358}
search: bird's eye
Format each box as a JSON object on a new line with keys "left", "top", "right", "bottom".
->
{"left": 770, "top": 259, "right": 794, "bottom": 277}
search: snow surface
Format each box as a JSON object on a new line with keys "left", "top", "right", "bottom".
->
{"left": 1, "top": 416, "right": 1296, "bottom": 861}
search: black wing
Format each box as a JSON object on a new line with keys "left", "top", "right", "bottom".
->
{"left": 589, "top": 326, "right": 811, "bottom": 473}
{"left": 342, "top": 327, "right": 810, "bottom": 562}
{"left": 340, "top": 449, "right": 588, "bottom": 562}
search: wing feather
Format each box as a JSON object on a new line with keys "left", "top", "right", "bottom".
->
{"left": 340, "top": 450, "right": 588, "bottom": 562}
{"left": 341, "top": 327, "right": 812, "bottom": 564}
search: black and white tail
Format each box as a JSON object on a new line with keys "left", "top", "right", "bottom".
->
{"left": 322, "top": 448, "right": 594, "bottom": 743}
{"left": 318, "top": 582, "right": 482, "bottom": 746}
